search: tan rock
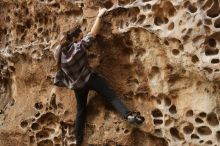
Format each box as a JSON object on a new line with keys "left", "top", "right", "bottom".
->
{"left": 0, "top": 0, "right": 219, "bottom": 146}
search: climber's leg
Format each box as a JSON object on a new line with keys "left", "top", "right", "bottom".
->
{"left": 73, "top": 85, "right": 89, "bottom": 144}
{"left": 87, "top": 72, "right": 131, "bottom": 119}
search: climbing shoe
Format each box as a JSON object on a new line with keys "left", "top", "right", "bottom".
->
{"left": 126, "top": 111, "right": 145, "bottom": 125}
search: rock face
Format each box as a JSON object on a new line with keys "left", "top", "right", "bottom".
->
{"left": 0, "top": 0, "right": 220, "bottom": 146}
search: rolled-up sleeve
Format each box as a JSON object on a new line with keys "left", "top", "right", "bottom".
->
{"left": 77, "top": 32, "right": 95, "bottom": 50}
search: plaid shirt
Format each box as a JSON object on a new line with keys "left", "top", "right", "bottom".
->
{"left": 53, "top": 33, "right": 95, "bottom": 90}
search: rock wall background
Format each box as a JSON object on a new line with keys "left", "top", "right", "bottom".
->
{"left": 0, "top": 0, "right": 220, "bottom": 146}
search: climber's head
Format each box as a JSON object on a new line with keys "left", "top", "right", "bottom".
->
{"left": 66, "top": 25, "right": 83, "bottom": 43}
{"left": 54, "top": 26, "right": 83, "bottom": 70}
{"left": 60, "top": 25, "right": 83, "bottom": 45}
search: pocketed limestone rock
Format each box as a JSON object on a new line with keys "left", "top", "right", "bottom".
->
{"left": 0, "top": 0, "right": 220, "bottom": 146}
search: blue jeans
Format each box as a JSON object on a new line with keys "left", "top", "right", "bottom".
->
{"left": 73, "top": 72, "right": 131, "bottom": 143}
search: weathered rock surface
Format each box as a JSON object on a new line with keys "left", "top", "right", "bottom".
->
{"left": 0, "top": 0, "right": 220, "bottom": 146}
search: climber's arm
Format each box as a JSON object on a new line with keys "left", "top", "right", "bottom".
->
{"left": 75, "top": 8, "right": 106, "bottom": 50}
{"left": 90, "top": 8, "right": 107, "bottom": 37}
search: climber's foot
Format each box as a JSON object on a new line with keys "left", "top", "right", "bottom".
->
{"left": 126, "top": 111, "right": 145, "bottom": 125}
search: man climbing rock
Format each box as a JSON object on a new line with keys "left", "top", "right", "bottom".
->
{"left": 53, "top": 8, "right": 145, "bottom": 146}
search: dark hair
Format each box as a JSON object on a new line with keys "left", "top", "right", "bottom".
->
{"left": 55, "top": 26, "right": 82, "bottom": 70}
{"left": 66, "top": 26, "right": 82, "bottom": 42}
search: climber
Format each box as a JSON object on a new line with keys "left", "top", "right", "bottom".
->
{"left": 53, "top": 8, "right": 145, "bottom": 146}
